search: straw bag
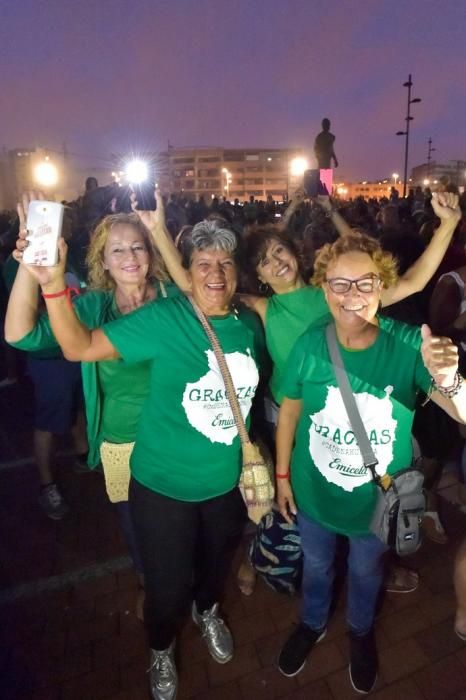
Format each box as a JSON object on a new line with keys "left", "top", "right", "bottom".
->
{"left": 99, "top": 440, "right": 135, "bottom": 503}
{"left": 189, "top": 297, "right": 274, "bottom": 524}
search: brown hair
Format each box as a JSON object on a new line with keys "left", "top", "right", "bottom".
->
{"left": 241, "top": 224, "right": 308, "bottom": 294}
{"left": 86, "top": 213, "right": 168, "bottom": 291}
{"left": 311, "top": 231, "right": 398, "bottom": 289}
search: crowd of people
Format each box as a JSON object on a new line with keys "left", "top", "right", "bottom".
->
{"left": 1, "top": 176, "right": 466, "bottom": 698}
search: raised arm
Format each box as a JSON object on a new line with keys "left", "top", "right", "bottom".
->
{"left": 316, "top": 194, "right": 352, "bottom": 237}
{"left": 421, "top": 324, "right": 466, "bottom": 423}
{"left": 14, "top": 233, "right": 118, "bottom": 362}
{"left": 282, "top": 188, "right": 305, "bottom": 229}
{"left": 132, "top": 190, "right": 190, "bottom": 293}
{"left": 381, "top": 192, "right": 461, "bottom": 307}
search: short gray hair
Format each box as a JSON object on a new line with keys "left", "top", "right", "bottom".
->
{"left": 181, "top": 219, "right": 239, "bottom": 269}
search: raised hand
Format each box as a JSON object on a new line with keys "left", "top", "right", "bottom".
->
{"left": 421, "top": 324, "right": 459, "bottom": 388}
{"left": 431, "top": 192, "right": 461, "bottom": 224}
{"left": 13, "top": 191, "right": 67, "bottom": 289}
{"left": 316, "top": 194, "right": 333, "bottom": 212}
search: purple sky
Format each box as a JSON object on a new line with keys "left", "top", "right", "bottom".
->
{"left": 1, "top": 0, "right": 465, "bottom": 181}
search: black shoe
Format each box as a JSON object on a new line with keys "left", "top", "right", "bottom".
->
{"left": 349, "top": 629, "right": 378, "bottom": 694}
{"left": 278, "top": 623, "right": 326, "bottom": 677}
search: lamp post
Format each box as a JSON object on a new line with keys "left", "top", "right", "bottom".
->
{"left": 427, "top": 137, "right": 436, "bottom": 178}
{"left": 392, "top": 173, "right": 399, "bottom": 186}
{"left": 396, "top": 74, "right": 421, "bottom": 197}
{"left": 222, "top": 168, "right": 232, "bottom": 199}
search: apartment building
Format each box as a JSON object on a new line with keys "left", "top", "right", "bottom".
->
{"left": 158, "top": 146, "right": 308, "bottom": 201}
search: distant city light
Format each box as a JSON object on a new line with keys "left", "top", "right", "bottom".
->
{"left": 125, "top": 159, "right": 149, "bottom": 184}
{"left": 290, "top": 157, "right": 309, "bottom": 176}
{"left": 423, "top": 178, "right": 430, "bottom": 186}
{"left": 34, "top": 161, "right": 58, "bottom": 187}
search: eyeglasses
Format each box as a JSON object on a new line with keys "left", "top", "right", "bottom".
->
{"left": 325, "top": 274, "right": 381, "bottom": 294}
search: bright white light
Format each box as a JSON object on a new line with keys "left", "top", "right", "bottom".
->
{"left": 392, "top": 173, "right": 399, "bottom": 178}
{"left": 423, "top": 179, "right": 430, "bottom": 186}
{"left": 34, "top": 161, "right": 58, "bottom": 187}
{"left": 126, "top": 159, "right": 149, "bottom": 184}
{"left": 290, "top": 157, "right": 309, "bottom": 176}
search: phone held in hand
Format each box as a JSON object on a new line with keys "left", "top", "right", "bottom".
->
{"left": 303, "top": 169, "right": 329, "bottom": 198}
{"left": 23, "top": 201, "right": 64, "bottom": 266}
{"left": 132, "top": 182, "right": 157, "bottom": 211}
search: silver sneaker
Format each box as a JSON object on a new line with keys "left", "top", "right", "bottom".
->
{"left": 192, "top": 602, "right": 233, "bottom": 664}
{"left": 148, "top": 642, "right": 177, "bottom": 700}
{"left": 38, "top": 484, "right": 69, "bottom": 520}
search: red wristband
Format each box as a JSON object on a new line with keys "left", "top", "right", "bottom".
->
{"left": 276, "top": 471, "right": 290, "bottom": 480}
{"left": 42, "top": 286, "right": 80, "bottom": 306}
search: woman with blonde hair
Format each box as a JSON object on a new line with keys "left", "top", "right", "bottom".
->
{"left": 6, "top": 199, "right": 179, "bottom": 616}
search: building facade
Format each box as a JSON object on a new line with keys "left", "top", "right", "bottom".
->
{"left": 333, "top": 180, "right": 404, "bottom": 200}
{"left": 410, "top": 160, "right": 466, "bottom": 189}
{"left": 158, "top": 146, "right": 308, "bottom": 201}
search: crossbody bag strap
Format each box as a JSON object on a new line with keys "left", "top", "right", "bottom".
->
{"left": 189, "top": 296, "right": 250, "bottom": 446}
{"left": 325, "top": 324, "right": 390, "bottom": 489}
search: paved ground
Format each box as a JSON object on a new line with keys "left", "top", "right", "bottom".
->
{"left": 1, "top": 378, "right": 466, "bottom": 700}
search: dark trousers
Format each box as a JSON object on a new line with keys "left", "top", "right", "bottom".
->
{"left": 129, "top": 478, "right": 246, "bottom": 650}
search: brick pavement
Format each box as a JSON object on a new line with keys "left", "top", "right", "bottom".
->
{"left": 0, "top": 383, "right": 465, "bottom": 699}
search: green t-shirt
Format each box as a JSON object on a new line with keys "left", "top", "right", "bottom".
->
{"left": 9, "top": 281, "right": 179, "bottom": 466}
{"left": 281, "top": 316, "right": 432, "bottom": 536}
{"left": 265, "top": 286, "right": 331, "bottom": 404}
{"left": 103, "top": 295, "right": 266, "bottom": 502}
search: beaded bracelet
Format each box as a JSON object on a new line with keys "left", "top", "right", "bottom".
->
{"left": 433, "top": 371, "right": 463, "bottom": 399}
{"left": 423, "top": 371, "right": 463, "bottom": 405}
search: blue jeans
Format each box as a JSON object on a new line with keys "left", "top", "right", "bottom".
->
{"left": 298, "top": 511, "right": 388, "bottom": 635}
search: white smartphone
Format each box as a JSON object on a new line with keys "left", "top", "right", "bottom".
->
{"left": 23, "top": 200, "right": 64, "bottom": 266}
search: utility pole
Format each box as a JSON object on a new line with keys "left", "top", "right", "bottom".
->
{"left": 396, "top": 74, "right": 421, "bottom": 197}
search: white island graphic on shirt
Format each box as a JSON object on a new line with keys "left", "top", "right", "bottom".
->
{"left": 182, "top": 349, "right": 259, "bottom": 445}
{"left": 309, "top": 385, "right": 396, "bottom": 492}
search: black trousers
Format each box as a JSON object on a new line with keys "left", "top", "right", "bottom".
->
{"left": 129, "top": 477, "right": 246, "bottom": 650}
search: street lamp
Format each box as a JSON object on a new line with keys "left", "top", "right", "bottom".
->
{"left": 396, "top": 74, "right": 421, "bottom": 197}
{"left": 290, "top": 157, "right": 309, "bottom": 176}
{"left": 392, "top": 173, "right": 399, "bottom": 186}
{"left": 34, "top": 158, "right": 58, "bottom": 188}
{"left": 222, "top": 168, "right": 232, "bottom": 199}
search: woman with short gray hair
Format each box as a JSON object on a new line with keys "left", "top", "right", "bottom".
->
{"left": 21, "top": 214, "right": 266, "bottom": 700}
